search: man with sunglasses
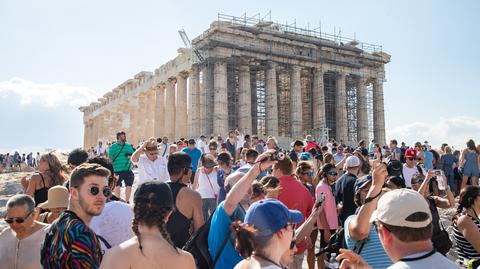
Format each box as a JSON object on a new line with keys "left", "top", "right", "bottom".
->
{"left": 41, "top": 163, "right": 111, "bottom": 269}
{"left": 0, "top": 194, "right": 49, "bottom": 269}
{"left": 402, "top": 148, "right": 422, "bottom": 188}
{"left": 131, "top": 137, "right": 170, "bottom": 184}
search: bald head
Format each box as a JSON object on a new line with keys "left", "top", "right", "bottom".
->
{"left": 224, "top": 172, "right": 246, "bottom": 194}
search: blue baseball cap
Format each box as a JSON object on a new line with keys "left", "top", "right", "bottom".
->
{"left": 244, "top": 199, "right": 304, "bottom": 237}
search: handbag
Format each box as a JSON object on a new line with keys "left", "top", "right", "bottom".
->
{"left": 432, "top": 223, "right": 452, "bottom": 255}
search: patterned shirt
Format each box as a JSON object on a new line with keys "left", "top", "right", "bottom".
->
{"left": 41, "top": 210, "right": 103, "bottom": 269}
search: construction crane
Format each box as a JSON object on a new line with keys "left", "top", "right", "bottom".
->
{"left": 178, "top": 29, "right": 205, "bottom": 63}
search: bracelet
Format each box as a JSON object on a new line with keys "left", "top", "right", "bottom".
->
{"left": 364, "top": 190, "right": 382, "bottom": 205}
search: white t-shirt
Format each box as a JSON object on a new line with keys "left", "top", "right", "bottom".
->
{"left": 137, "top": 155, "right": 170, "bottom": 184}
{"left": 95, "top": 146, "right": 106, "bottom": 156}
{"left": 402, "top": 164, "right": 419, "bottom": 188}
{"left": 196, "top": 169, "right": 219, "bottom": 199}
{"left": 387, "top": 251, "right": 458, "bottom": 269}
{"left": 90, "top": 201, "right": 134, "bottom": 251}
{"left": 158, "top": 143, "right": 169, "bottom": 158}
{"left": 197, "top": 140, "right": 209, "bottom": 154}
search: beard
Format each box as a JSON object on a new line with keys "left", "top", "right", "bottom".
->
{"left": 78, "top": 193, "right": 105, "bottom": 217}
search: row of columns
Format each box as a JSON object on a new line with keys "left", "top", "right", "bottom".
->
{"left": 83, "top": 61, "right": 386, "bottom": 148}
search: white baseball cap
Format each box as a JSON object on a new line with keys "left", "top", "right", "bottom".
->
{"left": 344, "top": 156, "right": 360, "bottom": 169}
{"left": 370, "top": 188, "right": 432, "bottom": 228}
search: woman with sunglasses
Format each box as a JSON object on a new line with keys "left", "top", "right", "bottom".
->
{"left": 315, "top": 163, "right": 339, "bottom": 269}
{"left": 233, "top": 199, "right": 304, "bottom": 269}
{"left": 0, "top": 194, "right": 49, "bottom": 269}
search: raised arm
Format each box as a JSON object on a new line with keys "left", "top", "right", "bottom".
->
{"left": 224, "top": 150, "right": 275, "bottom": 216}
{"left": 130, "top": 143, "right": 145, "bottom": 163}
{"left": 348, "top": 164, "right": 387, "bottom": 241}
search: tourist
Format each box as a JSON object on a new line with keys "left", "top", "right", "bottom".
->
{"left": 260, "top": 176, "right": 283, "bottom": 199}
{"left": 67, "top": 148, "right": 89, "bottom": 171}
{"left": 232, "top": 199, "right": 304, "bottom": 269}
{"left": 109, "top": 131, "right": 135, "bottom": 202}
{"left": 252, "top": 135, "right": 264, "bottom": 154}
{"left": 88, "top": 157, "right": 133, "bottom": 251}
{"left": 339, "top": 188, "right": 458, "bottom": 269}
{"left": 389, "top": 140, "right": 401, "bottom": 161}
{"left": 193, "top": 153, "right": 219, "bottom": 221}
{"left": 22, "top": 152, "right": 67, "bottom": 206}
{"left": 452, "top": 185, "right": 480, "bottom": 262}
{"left": 131, "top": 137, "right": 170, "bottom": 184}
{"left": 236, "top": 149, "right": 259, "bottom": 173}
{"left": 208, "top": 150, "right": 276, "bottom": 269}
{"left": 289, "top": 140, "right": 305, "bottom": 167}
{"left": 95, "top": 141, "right": 107, "bottom": 157}
{"left": 226, "top": 130, "right": 238, "bottom": 162}
{"left": 166, "top": 152, "right": 204, "bottom": 248}
{"left": 459, "top": 139, "right": 480, "bottom": 189}
{"left": 335, "top": 156, "right": 361, "bottom": 225}
{"left": 354, "top": 149, "right": 371, "bottom": 177}
{"left": 371, "top": 143, "right": 383, "bottom": 162}
{"left": 182, "top": 138, "right": 202, "bottom": 183}
{"left": 0, "top": 194, "right": 49, "bottom": 269}
{"left": 197, "top": 135, "right": 209, "bottom": 154}
{"left": 402, "top": 148, "right": 420, "bottom": 188}
{"left": 357, "top": 140, "right": 369, "bottom": 158}
{"left": 439, "top": 146, "right": 458, "bottom": 193}
{"left": 385, "top": 176, "right": 406, "bottom": 189}
{"left": 169, "top": 143, "right": 178, "bottom": 155}
{"left": 99, "top": 182, "right": 195, "bottom": 269}
{"left": 217, "top": 152, "right": 234, "bottom": 203}
{"left": 158, "top": 136, "right": 170, "bottom": 159}
{"left": 41, "top": 163, "right": 110, "bottom": 268}
{"left": 273, "top": 156, "right": 314, "bottom": 269}
{"left": 368, "top": 139, "right": 376, "bottom": 157}
{"left": 208, "top": 140, "right": 219, "bottom": 157}
{"left": 37, "top": 185, "right": 69, "bottom": 224}
{"left": 315, "top": 163, "right": 339, "bottom": 269}
{"left": 266, "top": 136, "right": 278, "bottom": 150}
{"left": 334, "top": 143, "right": 346, "bottom": 164}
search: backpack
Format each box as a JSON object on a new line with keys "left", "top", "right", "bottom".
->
{"left": 400, "top": 147, "right": 407, "bottom": 163}
{"left": 182, "top": 210, "right": 232, "bottom": 269}
{"left": 317, "top": 227, "right": 367, "bottom": 257}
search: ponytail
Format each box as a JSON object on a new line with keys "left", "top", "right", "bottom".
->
{"left": 231, "top": 221, "right": 256, "bottom": 259}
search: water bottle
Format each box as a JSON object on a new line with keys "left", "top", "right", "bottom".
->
{"left": 468, "top": 259, "right": 480, "bottom": 269}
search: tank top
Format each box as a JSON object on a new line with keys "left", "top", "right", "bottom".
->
{"left": 166, "top": 181, "right": 193, "bottom": 248}
{"left": 196, "top": 170, "right": 219, "bottom": 199}
{"left": 34, "top": 173, "right": 49, "bottom": 206}
{"left": 453, "top": 214, "right": 480, "bottom": 260}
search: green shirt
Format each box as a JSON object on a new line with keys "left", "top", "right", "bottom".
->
{"left": 108, "top": 142, "right": 134, "bottom": 172}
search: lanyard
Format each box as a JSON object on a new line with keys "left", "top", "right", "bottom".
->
{"left": 253, "top": 253, "right": 286, "bottom": 269}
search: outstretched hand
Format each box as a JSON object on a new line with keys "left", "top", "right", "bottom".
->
{"left": 254, "top": 149, "right": 277, "bottom": 171}
{"left": 337, "top": 248, "right": 372, "bottom": 269}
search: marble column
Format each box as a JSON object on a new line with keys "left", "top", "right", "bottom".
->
{"left": 238, "top": 64, "right": 252, "bottom": 134}
{"left": 213, "top": 61, "right": 228, "bottom": 136}
{"left": 91, "top": 116, "right": 99, "bottom": 147}
{"left": 165, "top": 78, "right": 177, "bottom": 140}
{"left": 145, "top": 90, "right": 156, "bottom": 139}
{"left": 154, "top": 84, "right": 165, "bottom": 138}
{"left": 188, "top": 66, "right": 200, "bottom": 138}
{"left": 373, "top": 78, "right": 386, "bottom": 145}
{"left": 137, "top": 95, "right": 148, "bottom": 142}
{"left": 312, "top": 68, "right": 326, "bottom": 129}
{"left": 199, "top": 65, "right": 208, "bottom": 136}
{"left": 265, "top": 62, "right": 278, "bottom": 136}
{"left": 290, "top": 65, "right": 303, "bottom": 139}
{"left": 176, "top": 72, "right": 188, "bottom": 139}
{"left": 357, "top": 77, "right": 369, "bottom": 143}
{"left": 128, "top": 101, "right": 139, "bottom": 147}
{"left": 335, "top": 73, "right": 348, "bottom": 143}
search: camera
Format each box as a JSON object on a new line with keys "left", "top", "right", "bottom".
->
{"left": 268, "top": 148, "right": 286, "bottom": 161}
{"left": 434, "top": 169, "right": 442, "bottom": 176}
{"left": 386, "top": 160, "right": 402, "bottom": 177}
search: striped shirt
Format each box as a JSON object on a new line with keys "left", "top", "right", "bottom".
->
{"left": 453, "top": 214, "right": 480, "bottom": 260}
{"left": 345, "top": 215, "right": 393, "bottom": 269}
{"left": 41, "top": 210, "right": 103, "bottom": 269}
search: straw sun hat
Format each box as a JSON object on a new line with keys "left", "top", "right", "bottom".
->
{"left": 37, "top": 185, "right": 69, "bottom": 209}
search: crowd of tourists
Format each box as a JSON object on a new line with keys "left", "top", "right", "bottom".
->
{"left": 1, "top": 129, "right": 480, "bottom": 269}
{"left": 0, "top": 151, "right": 41, "bottom": 170}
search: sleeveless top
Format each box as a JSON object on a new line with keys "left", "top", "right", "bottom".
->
{"left": 196, "top": 170, "right": 219, "bottom": 199}
{"left": 166, "top": 181, "right": 193, "bottom": 248}
{"left": 453, "top": 214, "right": 480, "bottom": 260}
{"left": 34, "top": 173, "right": 49, "bottom": 206}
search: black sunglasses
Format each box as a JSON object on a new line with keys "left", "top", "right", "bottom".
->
{"left": 407, "top": 157, "right": 418, "bottom": 161}
{"left": 328, "top": 171, "right": 338, "bottom": 176}
{"left": 88, "top": 186, "right": 111, "bottom": 197}
{"left": 5, "top": 210, "right": 34, "bottom": 224}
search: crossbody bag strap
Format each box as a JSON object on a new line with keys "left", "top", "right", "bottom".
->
{"left": 111, "top": 143, "right": 126, "bottom": 163}
{"left": 205, "top": 173, "right": 217, "bottom": 197}
{"left": 210, "top": 229, "right": 232, "bottom": 269}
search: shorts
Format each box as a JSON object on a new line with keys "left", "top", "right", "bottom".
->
{"left": 115, "top": 170, "right": 134, "bottom": 187}
{"left": 319, "top": 229, "right": 336, "bottom": 249}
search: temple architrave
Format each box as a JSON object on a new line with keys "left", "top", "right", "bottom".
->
{"left": 80, "top": 14, "right": 390, "bottom": 148}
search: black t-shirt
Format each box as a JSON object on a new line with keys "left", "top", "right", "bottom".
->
{"left": 289, "top": 151, "right": 299, "bottom": 163}
{"left": 334, "top": 173, "right": 358, "bottom": 225}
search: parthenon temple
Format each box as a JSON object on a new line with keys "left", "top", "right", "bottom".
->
{"left": 80, "top": 14, "right": 391, "bottom": 148}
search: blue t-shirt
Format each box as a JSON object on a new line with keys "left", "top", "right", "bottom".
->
{"left": 344, "top": 215, "right": 392, "bottom": 269}
{"left": 208, "top": 202, "right": 245, "bottom": 269}
{"left": 423, "top": 150, "right": 433, "bottom": 170}
{"left": 182, "top": 147, "right": 202, "bottom": 172}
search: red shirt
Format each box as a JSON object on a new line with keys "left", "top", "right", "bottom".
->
{"left": 278, "top": 175, "right": 315, "bottom": 254}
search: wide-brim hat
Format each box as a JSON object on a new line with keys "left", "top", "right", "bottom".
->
{"left": 38, "top": 185, "right": 69, "bottom": 209}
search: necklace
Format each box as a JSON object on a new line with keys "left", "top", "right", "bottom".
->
{"left": 253, "top": 253, "right": 285, "bottom": 269}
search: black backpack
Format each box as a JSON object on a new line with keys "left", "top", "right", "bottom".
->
{"left": 317, "top": 227, "right": 367, "bottom": 257}
{"left": 182, "top": 211, "right": 232, "bottom": 269}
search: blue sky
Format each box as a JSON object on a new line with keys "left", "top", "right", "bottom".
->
{"left": 1, "top": 0, "right": 479, "bottom": 153}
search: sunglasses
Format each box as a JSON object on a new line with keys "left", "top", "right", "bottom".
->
{"left": 209, "top": 147, "right": 217, "bottom": 151}
{"left": 407, "top": 157, "right": 418, "bottom": 161}
{"left": 5, "top": 210, "right": 34, "bottom": 224}
{"left": 302, "top": 171, "right": 314, "bottom": 177}
{"left": 147, "top": 152, "right": 159, "bottom": 156}
{"left": 328, "top": 171, "right": 338, "bottom": 176}
{"left": 88, "top": 186, "right": 111, "bottom": 197}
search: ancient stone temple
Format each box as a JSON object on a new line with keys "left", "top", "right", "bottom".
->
{"left": 80, "top": 14, "right": 390, "bottom": 148}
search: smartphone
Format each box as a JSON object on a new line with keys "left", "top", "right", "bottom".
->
{"left": 315, "top": 192, "right": 325, "bottom": 209}
{"left": 434, "top": 169, "right": 442, "bottom": 176}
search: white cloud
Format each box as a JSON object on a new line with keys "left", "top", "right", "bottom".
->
{"left": 387, "top": 116, "right": 480, "bottom": 150}
{"left": 0, "top": 77, "right": 99, "bottom": 108}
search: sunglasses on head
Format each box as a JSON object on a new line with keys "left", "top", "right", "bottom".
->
{"left": 87, "top": 186, "right": 111, "bottom": 197}
{"left": 5, "top": 210, "right": 33, "bottom": 224}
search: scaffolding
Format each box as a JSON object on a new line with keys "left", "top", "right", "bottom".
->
{"left": 227, "top": 64, "right": 239, "bottom": 131}
{"left": 277, "top": 68, "right": 291, "bottom": 137}
{"left": 255, "top": 69, "right": 266, "bottom": 136}
{"left": 346, "top": 76, "right": 358, "bottom": 144}
{"left": 366, "top": 83, "right": 374, "bottom": 142}
{"left": 301, "top": 70, "right": 314, "bottom": 134}
{"left": 324, "top": 73, "right": 337, "bottom": 140}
